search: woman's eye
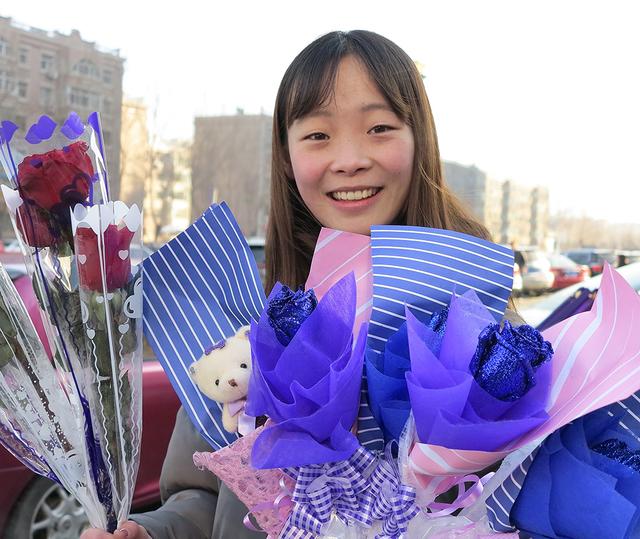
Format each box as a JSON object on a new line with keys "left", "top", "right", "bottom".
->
{"left": 215, "top": 379, "right": 220, "bottom": 386}
{"left": 304, "top": 132, "right": 328, "bottom": 141}
{"left": 369, "top": 124, "right": 394, "bottom": 134}
{"left": 240, "top": 363, "right": 248, "bottom": 369}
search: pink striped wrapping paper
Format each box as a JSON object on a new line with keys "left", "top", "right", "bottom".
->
{"left": 407, "top": 264, "right": 640, "bottom": 491}
{"left": 305, "top": 228, "right": 373, "bottom": 333}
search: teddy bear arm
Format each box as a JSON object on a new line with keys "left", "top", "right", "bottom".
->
{"left": 222, "top": 403, "right": 239, "bottom": 433}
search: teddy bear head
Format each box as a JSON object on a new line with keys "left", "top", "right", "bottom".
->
{"left": 189, "top": 325, "right": 251, "bottom": 404}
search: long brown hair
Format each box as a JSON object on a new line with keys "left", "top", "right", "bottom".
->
{"left": 266, "top": 30, "right": 491, "bottom": 292}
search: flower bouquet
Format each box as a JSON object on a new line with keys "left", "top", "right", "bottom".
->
{"left": 143, "top": 206, "right": 640, "bottom": 538}
{"left": 0, "top": 113, "right": 143, "bottom": 531}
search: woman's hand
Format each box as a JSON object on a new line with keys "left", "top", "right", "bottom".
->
{"left": 80, "top": 521, "right": 151, "bottom": 539}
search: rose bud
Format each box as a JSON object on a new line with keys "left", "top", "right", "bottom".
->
{"left": 75, "top": 224, "right": 135, "bottom": 292}
{"left": 17, "top": 141, "right": 93, "bottom": 212}
{"left": 15, "top": 204, "right": 61, "bottom": 249}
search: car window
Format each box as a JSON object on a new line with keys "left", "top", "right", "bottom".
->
{"left": 565, "top": 251, "right": 590, "bottom": 265}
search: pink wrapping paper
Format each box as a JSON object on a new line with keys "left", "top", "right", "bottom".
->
{"left": 193, "top": 426, "right": 295, "bottom": 537}
{"left": 305, "top": 228, "right": 372, "bottom": 335}
{"left": 408, "top": 264, "right": 640, "bottom": 486}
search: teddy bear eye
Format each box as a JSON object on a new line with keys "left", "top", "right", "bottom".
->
{"left": 215, "top": 379, "right": 220, "bottom": 386}
{"left": 240, "top": 363, "right": 248, "bottom": 369}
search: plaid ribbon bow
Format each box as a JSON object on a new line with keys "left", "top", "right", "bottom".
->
{"left": 363, "top": 445, "right": 420, "bottom": 539}
{"left": 280, "top": 446, "right": 377, "bottom": 538}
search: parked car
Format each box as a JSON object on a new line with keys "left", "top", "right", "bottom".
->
{"left": 548, "top": 253, "right": 590, "bottom": 290}
{"left": 518, "top": 250, "right": 555, "bottom": 295}
{"left": 564, "top": 248, "right": 616, "bottom": 276}
{"left": 512, "top": 262, "right": 523, "bottom": 296}
{"left": 0, "top": 256, "right": 181, "bottom": 539}
{"left": 616, "top": 250, "right": 640, "bottom": 268}
{"left": 520, "top": 261, "right": 640, "bottom": 328}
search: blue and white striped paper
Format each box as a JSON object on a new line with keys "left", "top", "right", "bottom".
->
{"left": 486, "top": 391, "right": 640, "bottom": 532}
{"left": 357, "top": 226, "right": 514, "bottom": 451}
{"left": 367, "top": 226, "right": 514, "bottom": 354}
{"left": 143, "top": 203, "right": 266, "bottom": 450}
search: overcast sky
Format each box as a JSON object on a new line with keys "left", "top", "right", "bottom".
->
{"left": 4, "top": 0, "right": 639, "bottom": 223}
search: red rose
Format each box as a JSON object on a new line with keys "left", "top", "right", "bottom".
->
{"left": 17, "top": 141, "right": 94, "bottom": 211}
{"left": 15, "top": 204, "right": 62, "bottom": 248}
{"left": 75, "top": 224, "right": 135, "bottom": 292}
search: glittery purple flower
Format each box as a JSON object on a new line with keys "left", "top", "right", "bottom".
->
{"left": 469, "top": 321, "right": 552, "bottom": 401}
{"left": 266, "top": 286, "right": 317, "bottom": 346}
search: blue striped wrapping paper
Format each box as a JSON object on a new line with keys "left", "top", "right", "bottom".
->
{"left": 358, "top": 226, "right": 514, "bottom": 450}
{"left": 486, "top": 391, "right": 640, "bottom": 532}
{"left": 142, "top": 203, "right": 266, "bottom": 450}
{"left": 367, "top": 226, "right": 514, "bottom": 354}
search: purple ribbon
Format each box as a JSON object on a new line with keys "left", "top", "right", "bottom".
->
{"left": 243, "top": 478, "right": 294, "bottom": 538}
{"left": 280, "top": 444, "right": 420, "bottom": 539}
{"left": 280, "top": 446, "right": 376, "bottom": 538}
{"left": 226, "top": 399, "right": 256, "bottom": 436}
{"left": 362, "top": 444, "right": 420, "bottom": 539}
{"left": 425, "top": 472, "right": 494, "bottom": 517}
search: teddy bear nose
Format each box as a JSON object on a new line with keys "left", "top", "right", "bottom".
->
{"left": 228, "top": 379, "right": 238, "bottom": 387}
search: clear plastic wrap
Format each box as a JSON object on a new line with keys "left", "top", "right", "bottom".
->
{"left": 0, "top": 113, "right": 143, "bottom": 531}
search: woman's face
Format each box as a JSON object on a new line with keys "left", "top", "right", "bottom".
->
{"left": 287, "top": 56, "right": 415, "bottom": 236}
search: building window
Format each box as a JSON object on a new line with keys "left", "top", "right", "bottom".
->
{"left": 0, "top": 38, "right": 8, "bottom": 57}
{"left": 102, "top": 69, "right": 112, "bottom": 84}
{"left": 19, "top": 47, "right": 28, "bottom": 64}
{"left": 68, "top": 87, "right": 100, "bottom": 109}
{"left": 17, "top": 81, "right": 27, "bottom": 99}
{"left": 41, "top": 53, "right": 55, "bottom": 72}
{"left": 73, "top": 59, "right": 100, "bottom": 79}
{"left": 103, "top": 97, "right": 112, "bottom": 115}
{"left": 40, "top": 86, "right": 53, "bottom": 106}
{"left": 0, "top": 70, "right": 13, "bottom": 93}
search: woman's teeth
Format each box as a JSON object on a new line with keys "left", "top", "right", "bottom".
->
{"left": 331, "top": 188, "right": 380, "bottom": 201}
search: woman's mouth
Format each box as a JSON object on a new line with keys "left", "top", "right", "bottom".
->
{"left": 329, "top": 187, "right": 381, "bottom": 201}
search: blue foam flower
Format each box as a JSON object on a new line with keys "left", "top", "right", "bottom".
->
{"left": 511, "top": 410, "right": 640, "bottom": 539}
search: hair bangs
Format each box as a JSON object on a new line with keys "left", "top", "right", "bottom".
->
{"left": 283, "top": 56, "right": 341, "bottom": 130}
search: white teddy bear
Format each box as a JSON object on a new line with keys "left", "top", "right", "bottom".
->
{"left": 189, "top": 325, "right": 253, "bottom": 434}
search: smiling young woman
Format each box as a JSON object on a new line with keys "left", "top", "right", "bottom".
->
{"left": 287, "top": 56, "right": 415, "bottom": 237}
{"left": 267, "top": 30, "right": 491, "bottom": 293}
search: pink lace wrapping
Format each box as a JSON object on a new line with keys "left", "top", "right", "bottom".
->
{"left": 193, "top": 427, "right": 295, "bottom": 537}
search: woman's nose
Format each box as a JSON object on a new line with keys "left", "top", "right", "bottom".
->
{"left": 329, "top": 139, "right": 372, "bottom": 176}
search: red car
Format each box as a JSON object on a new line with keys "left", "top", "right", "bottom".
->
{"left": 549, "top": 253, "right": 590, "bottom": 290}
{"left": 564, "top": 249, "right": 616, "bottom": 276}
{"left": 0, "top": 258, "right": 181, "bottom": 539}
